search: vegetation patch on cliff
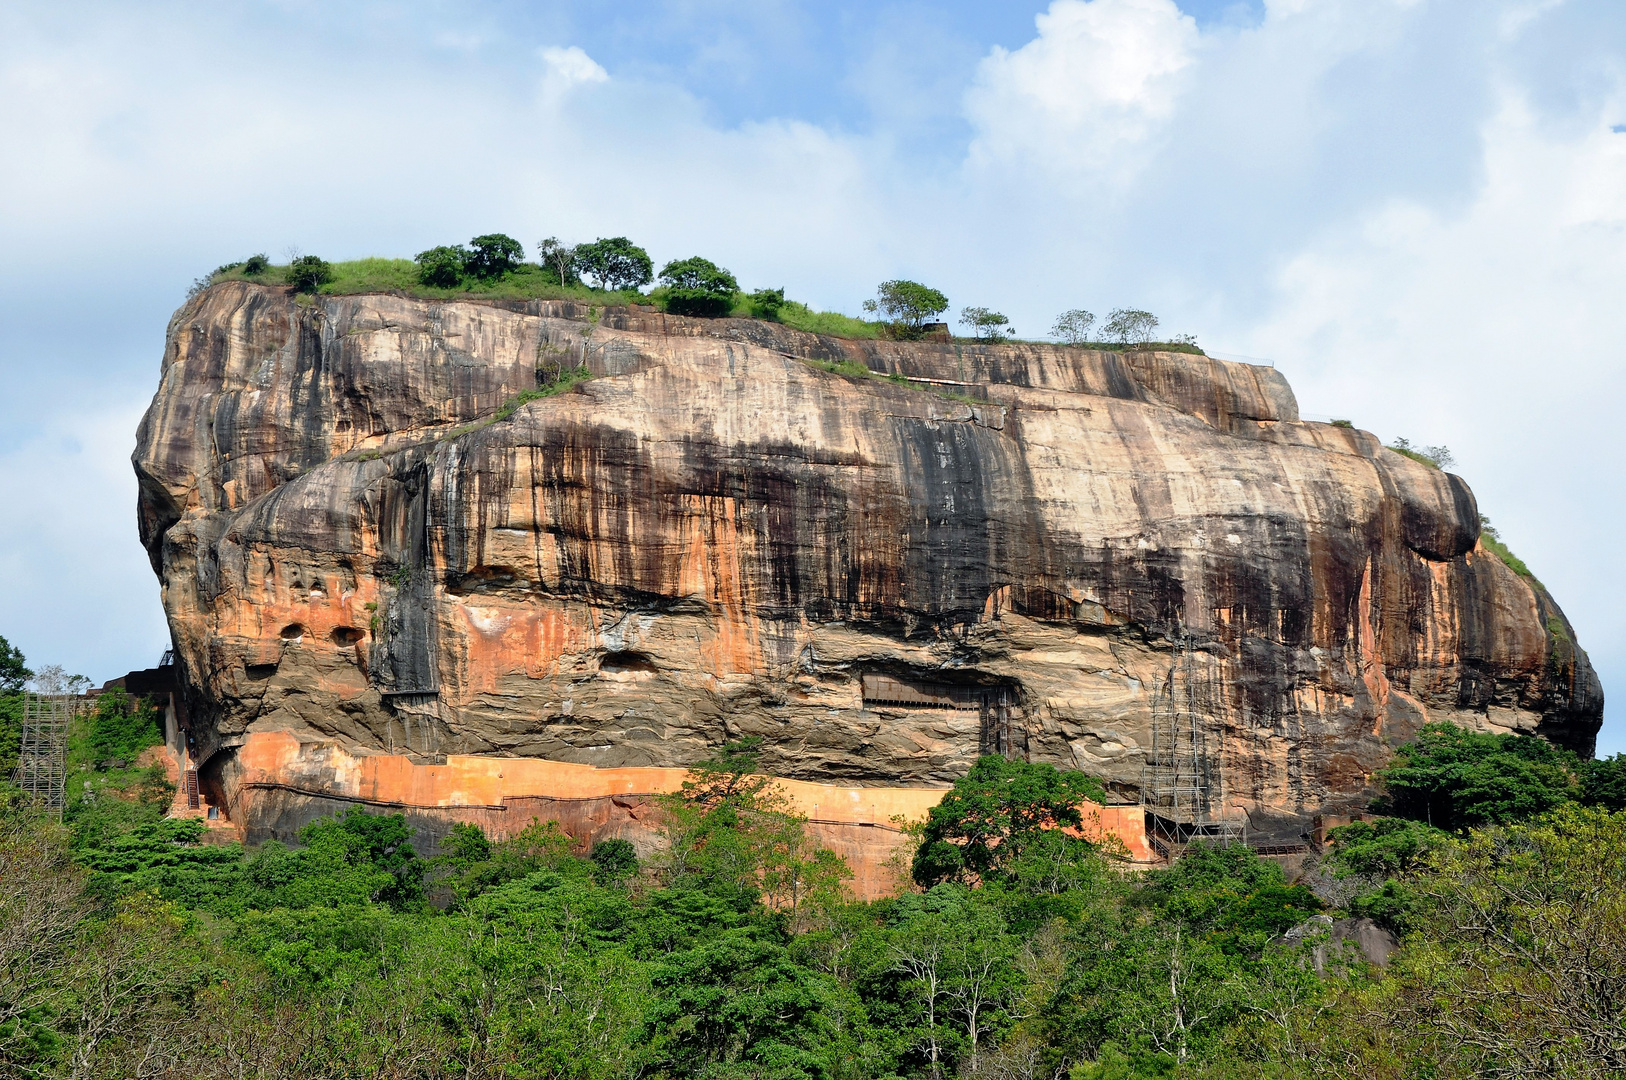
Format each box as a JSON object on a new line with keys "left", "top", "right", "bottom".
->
{"left": 1379, "top": 435, "right": 1541, "bottom": 585}
{"left": 495, "top": 364, "right": 595, "bottom": 421}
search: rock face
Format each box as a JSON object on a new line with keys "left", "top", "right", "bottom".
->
{"left": 135, "top": 283, "right": 1602, "bottom": 846}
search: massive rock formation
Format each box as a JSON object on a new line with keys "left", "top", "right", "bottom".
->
{"left": 135, "top": 282, "right": 1601, "bottom": 850}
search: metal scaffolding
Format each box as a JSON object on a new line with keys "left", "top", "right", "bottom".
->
{"left": 14, "top": 693, "right": 73, "bottom": 818}
{"left": 1140, "top": 640, "right": 1241, "bottom": 858}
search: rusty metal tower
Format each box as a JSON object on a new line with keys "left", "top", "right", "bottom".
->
{"left": 1140, "top": 640, "right": 1240, "bottom": 858}
{"left": 14, "top": 693, "right": 73, "bottom": 818}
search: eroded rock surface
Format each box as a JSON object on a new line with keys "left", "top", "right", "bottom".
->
{"left": 135, "top": 283, "right": 1602, "bottom": 840}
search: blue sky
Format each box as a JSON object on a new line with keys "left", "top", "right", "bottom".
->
{"left": 1, "top": 0, "right": 1623, "bottom": 751}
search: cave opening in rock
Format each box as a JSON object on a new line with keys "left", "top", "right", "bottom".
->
{"left": 600, "top": 651, "right": 658, "bottom": 678}
{"left": 330, "top": 626, "right": 365, "bottom": 646}
{"left": 279, "top": 623, "right": 306, "bottom": 641}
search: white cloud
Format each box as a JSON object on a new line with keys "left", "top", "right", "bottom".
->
{"left": 1243, "top": 91, "right": 1626, "bottom": 747}
{"left": 964, "top": 0, "right": 1198, "bottom": 179}
{"left": 540, "top": 44, "right": 609, "bottom": 102}
{"left": 0, "top": 399, "right": 169, "bottom": 680}
{"left": 0, "top": 0, "right": 1622, "bottom": 747}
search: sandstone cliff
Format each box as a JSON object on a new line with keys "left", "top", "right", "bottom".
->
{"left": 135, "top": 283, "right": 1602, "bottom": 845}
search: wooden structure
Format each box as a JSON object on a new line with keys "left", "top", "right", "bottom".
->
{"left": 860, "top": 672, "right": 1023, "bottom": 756}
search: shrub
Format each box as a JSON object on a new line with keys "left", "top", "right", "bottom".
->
{"left": 1102, "top": 308, "right": 1158, "bottom": 346}
{"left": 659, "top": 256, "right": 740, "bottom": 318}
{"left": 573, "top": 236, "right": 654, "bottom": 291}
{"left": 747, "top": 287, "right": 785, "bottom": 320}
{"left": 463, "top": 233, "right": 524, "bottom": 280}
{"left": 1387, "top": 436, "right": 1454, "bottom": 470}
{"left": 775, "top": 301, "right": 877, "bottom": 338}
{"left": 413, "top": 245, "right": 467, "bottom": 288}
{"left": 1477, "top": 515, "right": 1537, "bottom": 580}
{"left": 493, "top": 365, "right": 593, "bottom": 420}
{"left": 1330, "top": 419, "right": 1354, "bottom": 428}
{"left": 1326, "top": 817, "right": 1446, "bottom": 878}
{"left": 590, "top": 838, "right": 639, "bottom": 885}
{"left": 1051, "top": 309, "right": 1095, "bottom": 344}
{"left": 862, "top": 279, "right": 948, "bottom": 339}
{"left": 243, "top": 253, "right": 270, "bottom": 276}
{"left": 958, "top": 306, "right": 1012, "bottom": 341}
{"left": 287, "top": 255, "right": 334, "bottom": 293}
{"left": 84, "top": 690, "right": 162, "bottom": 768}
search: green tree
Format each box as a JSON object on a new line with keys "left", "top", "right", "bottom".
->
{"left": 1140, "top": 843, "right": 1321, "bottom": 955}
{"left": 863, "top": 279, "right": 949, "bottom": 339}
{"left": 658, "top": 256, "right": 740, "bottom": 318}
{"left": 1376, "top": 805, "right": 1626, "bottom": 1079}
{"left": 1102, "top": 308, "right": 1158, "bottom": 346}
{"left": 641, "top": 928, "right": 836, "bottom": 1080}
{"left": 287, "top": 254, "right": 334, "bottom": 293}
{"left": 242, "top": 253, "right": 270, "bottom": 275}
{"left": 0, "top": 637, "right": 26, "bottom": 778}
{"left": 573, "top": 236, "right": 654, "bottom": 291}
{"left": 887, "top": 903, "right": 961, "bottom": 1079}
{"left": 1052, "top": 309, "right": 1096, "bottom": 345}
{"left": 1317, "top": 817, "right": 1448, "bottom": 934}
{"left": 464, "top": 233, "right": 525, "bottom": 279}
{"left": 0, "top": 808, "right": 84, "bottom": 1073}
{"left": 1387, "top": 436, "right": 1455, "bottom": 471}
{"left": 1581, "top": 754, "right": 1626, "bottom": 811}
{"left": 414, "top": 244, "right": 467, "bottom": 287}
{"left": 659, "top": 739, "right": 851, "bottom": 917}
{"left": 1378, "top": 722, "right": 1576, "bottom": 830}
{"left": 244, "top": 806, "right": 427, "bottom": 910}
{"left": 0, "top": 637, "right": 31, "bottom": 693}
{"left": 537, "top": 236, "right": 579, "bottom": 285}
{"left": 1325, "top": 817, "right": 1445, "bottom": 878}
{"left": 912, "top": 755, "right": 1105, "bottom": 887}
{"left": 958, "top": 306, "right": 1012, "bottom": 341}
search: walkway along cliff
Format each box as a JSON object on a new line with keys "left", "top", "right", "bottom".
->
{"left": 133, "top": 282, "right": 1603, "bottom": 890}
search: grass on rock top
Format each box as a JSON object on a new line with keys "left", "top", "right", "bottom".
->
{"left": 214, "top": 258, "right": 649, "bottom": 307}
{"left": 209, "top": 260, "right": 1206, "bottom": 352}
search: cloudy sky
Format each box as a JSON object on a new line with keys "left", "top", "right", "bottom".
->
{"left": 1, "top": 0, "right": 1622, "bottom": 750}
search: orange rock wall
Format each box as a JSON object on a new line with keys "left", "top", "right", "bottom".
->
{"left": 227, "top": 730, "right": 1151, "bottom": 897}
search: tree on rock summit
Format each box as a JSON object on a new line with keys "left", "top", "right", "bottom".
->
{"left": 573, "top": 237, "right": 654, "bottom": 292}
{"left": 863, "top": 279, "right": 948, "bottom": 339}
{"left": 659, "top": 256, "right": 739, "bottom": 318}
{"left": 463, "top": 234, "right": 524, "bottom": 280}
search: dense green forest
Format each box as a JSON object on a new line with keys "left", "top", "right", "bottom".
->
{"left": 1, "top": 638, "right": 1622, "bottom": 1079}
